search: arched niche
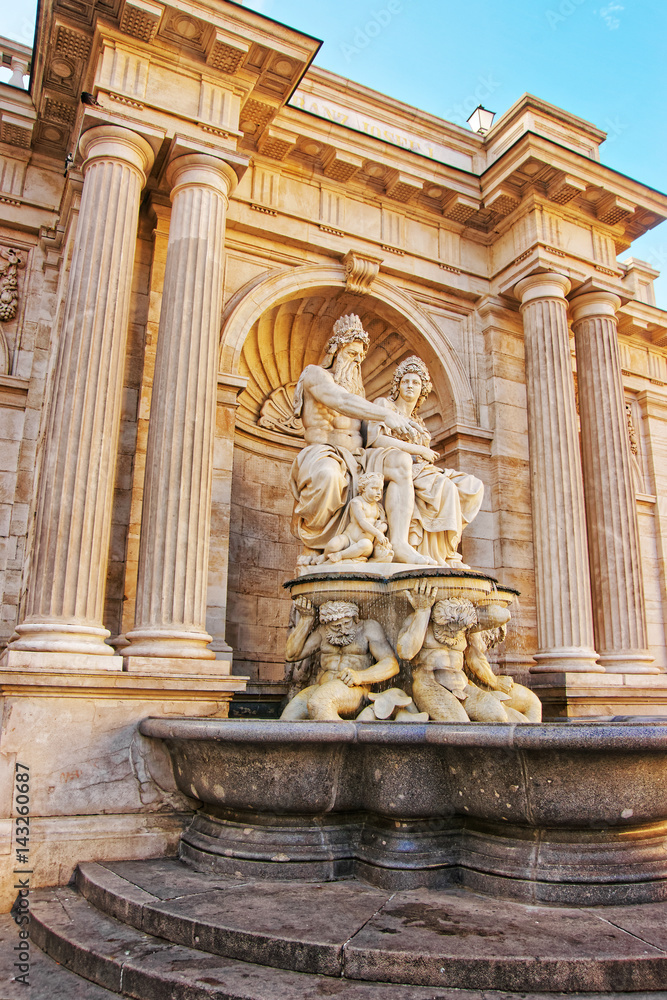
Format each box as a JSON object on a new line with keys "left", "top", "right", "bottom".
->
{"left": 219, "top": 264, "right": 477, "bottom": 431}
{"left": 217, "top": 266, "right": 479, "bottom": 692}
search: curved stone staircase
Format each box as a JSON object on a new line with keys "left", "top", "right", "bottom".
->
{"left": 22, "top": 857, "right": 667, "bottom": 998}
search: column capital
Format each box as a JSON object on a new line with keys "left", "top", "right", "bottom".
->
{"left": 79, "top": 124, "right": 155, "bottom": 185}
{"left": 515, "top": 272, "right": 571, "bottom": 308}
{"left": 166, "top": 153, "right": 239, "bottom": 202}
{"left": 569, "top": 290, "right": 622, "bottom": 325}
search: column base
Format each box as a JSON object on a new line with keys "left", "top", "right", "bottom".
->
{"left": 8, "top": 622, "right": 116, "bottom": 656}
{"left": 527, "top": 671, "right": 667, "bottom": 718}
{"left": 597, "top": 652, "right": 660, "bottom": 674}
{"left": 123, "top": 653, "right": 232, "bottom": 676}
{"left": 530, "top": 648, "right": 603, "bottom": 673}
{"left": 123, "top": 628, "right": 216, "bottom": 659}
{"left": 1, "top": 649, "right": 123, "bottom": 672}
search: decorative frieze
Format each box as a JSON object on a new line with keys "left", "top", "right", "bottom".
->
{"left": 0, "top": 154, "right": 27, "bottom": 199}
{"left": 381, "top": 207, "right": 403, "bottom": 248}
{"left": 320, "top": 188, "right": 344, "bottom": 230}
{"left": 251, "top": 165, "right": 280, "bottom": 209}
{"left": 198, "top": 81, "right": 239, "bottom": 132}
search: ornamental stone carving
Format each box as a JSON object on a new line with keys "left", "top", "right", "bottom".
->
{"left": 281, "top": 596, "right": 402, "bottom": 721}
{"left": 342, "top": 249, "right": 383, "bottom": 294}
{"left": 289, "top": 315, "right": 483, "bottom": 568}
{"left": 258, "top": 383, "right": 304, "bottom": 437}
{"left": 0, "top": 248, "right": 25, "bottom": 322}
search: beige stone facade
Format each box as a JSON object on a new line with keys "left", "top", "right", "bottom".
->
{"left": 1, "top": 0, "right": 667, "bottom": 905}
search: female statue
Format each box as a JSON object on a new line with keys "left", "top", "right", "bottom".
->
{"left": 366, "top": 356, "right": 483, "bottom": 567}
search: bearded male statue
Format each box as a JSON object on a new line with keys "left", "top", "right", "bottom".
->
{"left": 290, "top": 314, "right": 436, "bottom": 565}
{"left": 397, "top": 581, "right": 541, "bottom": 723}
{"left": 280, "top": 597, "right": 400, "bottom": 721}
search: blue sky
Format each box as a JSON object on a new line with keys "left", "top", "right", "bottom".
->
{"left": 3, "top": 0, "right": 666, "bottom": 303}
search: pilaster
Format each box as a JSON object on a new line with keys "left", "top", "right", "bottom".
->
{"left": 207, "top": 372, "right": 248, "bottom": 659}
{"left": 515, "top": 272, "right": 600, "bottom": 672}
{"left": 124, "top": 152, "right": 239, "bottom": 672}
{"left": 571, "top": 289, "right": 655, "bottom": 672}
{"left": 3, "top": 124, "right": 154, "bottom": 668}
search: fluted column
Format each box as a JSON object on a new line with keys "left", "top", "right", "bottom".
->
{"left": 9, "top": 125, "right": 154, "bottom": 658}
{"left": 571, "top": 291, "right": 655, "bottom": 672}
{"left": 515, "top": 273, "right": 601, "bottom": 672}
{"left": 124, "top": 154, "right": 237, "bottom": 663}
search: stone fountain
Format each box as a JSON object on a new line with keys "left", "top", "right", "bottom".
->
{"left": 140, "top": 315, "right": 667, "bottom": 907}
{"left": 30, "top": 314, "right": 667, "bottom": 996}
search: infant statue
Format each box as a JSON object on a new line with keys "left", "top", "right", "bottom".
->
{"left": 318, "top": 472, "right": 393, "bottom": 564}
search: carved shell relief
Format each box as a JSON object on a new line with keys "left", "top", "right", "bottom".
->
{"left": 258, "top": 384, "right": 303, "bottom": 436}
{"left": 235, "top": 290, "right": 450, "bottom": 456}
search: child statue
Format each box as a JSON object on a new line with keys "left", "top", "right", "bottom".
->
{"left": 318, "top": 472, "right": 393, "bottom": 564}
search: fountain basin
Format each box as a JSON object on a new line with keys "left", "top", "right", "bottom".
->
{"left": 140, "top": 718, "right": 667, "bottom": 905}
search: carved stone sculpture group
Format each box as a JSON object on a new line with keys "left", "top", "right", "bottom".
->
{"left": 282, "top": 312, "right": 541, "bottom": 724}
{"left": 290, "top": 313, "right": 483, "bottom": 568}
{"left": 280, "top": 588, "right": 541, "bottom": 724}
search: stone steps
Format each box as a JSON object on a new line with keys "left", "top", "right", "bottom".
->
{"left": 28, "top": 884, "right": 521, "bottom": 1000}
{"left": 28, "top": 857, "right": 667, "bottom": 995}
{"left": 0, "top": 913, "right": 121, "bottom": 1000}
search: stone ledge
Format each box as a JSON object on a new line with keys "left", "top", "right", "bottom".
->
{"left": 0, "top": 373, "right": 29, "bottom": 409}
{"left": 122, "top": 653, "right": 233, "bottom": 676}
{"left": 0, "top": 669, "right": 247, "bottom": 697}
{"left": 529, "top": 671, "right": 667, "bottom": 718}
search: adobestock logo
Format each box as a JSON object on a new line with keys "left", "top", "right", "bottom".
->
{"left": 341, "top": 1, "right": 404, "bottom": 62}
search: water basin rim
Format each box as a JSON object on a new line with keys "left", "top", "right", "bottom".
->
{"left": 139, "top": 717, "right": 667, "bottom": 749}
{"left": 283, "top": 568, "right": 518, "bottom": 593}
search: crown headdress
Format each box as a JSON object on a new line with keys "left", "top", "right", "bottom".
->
{"left": 321, "top": 314, "right": 370, "bottom": 367}
{"left": 389, "top": 355, "right": 433, "bottom": 410}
